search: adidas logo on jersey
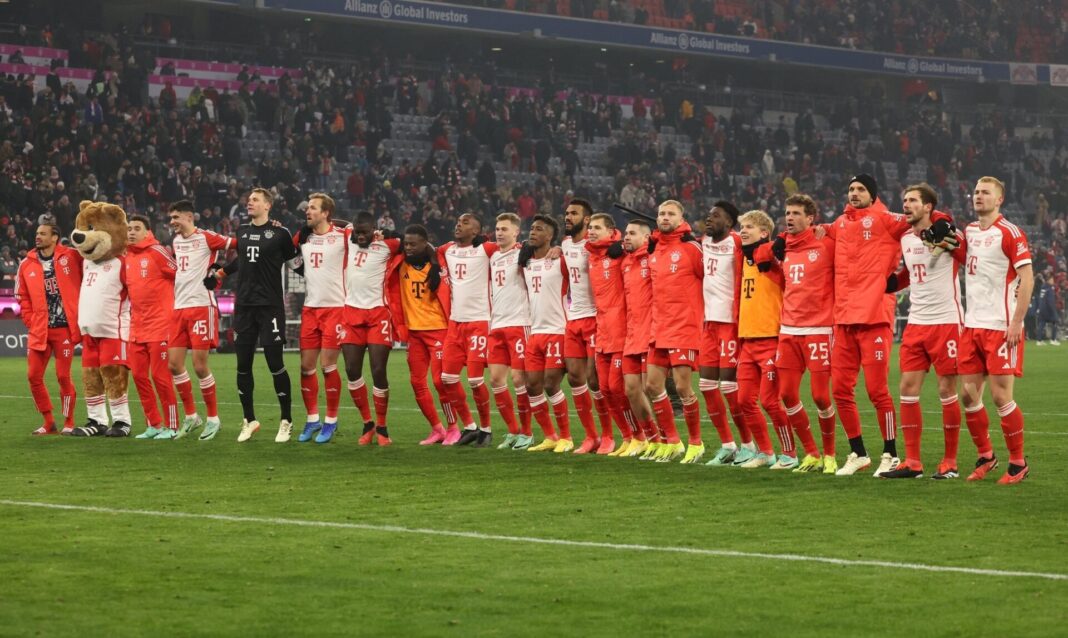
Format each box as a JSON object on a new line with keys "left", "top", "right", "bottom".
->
{"left": 874, "top": 337, "right": 884, "bottom": 344}
{"left": 1003, "top": 363, "right": 1012, "bottom": 370}
{"left": 275, "top": 336, "right": 282, "bottom": 342}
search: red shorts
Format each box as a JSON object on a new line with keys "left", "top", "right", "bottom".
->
{"left": 738, "top": 337, "right": 779, "bottom": 383}
{"left": 958, "top": 327, "right": 1024, "bottom": 377}
{"left": 832, "top": 323, "right": 892, "bottom": 370}
{"left": 82, "top": 335, "right": 128, "bottom": 368}
{"left": 647, "top": 346, "right": 698, "bottom": 370}
{"left": 622, "top": 353, "right": 647, "bottom": 375}
{"left": 525, "top": 333, "right": 565, "bottom": 371}
{"left": 301, "top": 306, "right": 344, "bottom": 350}
{"left": 341, "top": 305, "right": 393, "bottom": 347}
{"left": 699, "top": 321, "right": 739, "bottom": 369}
{"left": 488, "top": 326, "right": 528, "bottom": 368}
{"left": 407, "top": 329, "right": 447, "bottom": 380}
{"left": 564, "top": 316, "right": 597, "bottom": 359}
{"left": 900, "top": 323, "right": 961, "bottom": 376}
{"left": 443, "top": 320, "right": 489, "bottom": 374}
{"left": 169, "top": 306, "right": 219, "bottom": 349}
{"left": 776, "top": 332, "right": 832, "bottom": 372}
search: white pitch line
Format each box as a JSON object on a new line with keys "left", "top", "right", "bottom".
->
{"left": 4, "top": 394, "right": 1068, "bottom": 435}
{"left": 1, "top": 499, "right": 1065, "bottom": 582}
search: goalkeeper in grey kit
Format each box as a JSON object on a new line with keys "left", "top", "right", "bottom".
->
{"left": 205, "top": 187, "right": 300, "bottom": 442}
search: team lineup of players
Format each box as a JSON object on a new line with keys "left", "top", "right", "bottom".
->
{"left": 16, "top": 173, "right": 1035, "bottom": 483}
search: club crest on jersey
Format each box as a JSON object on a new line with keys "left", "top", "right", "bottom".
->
{"left": 264, "top": 229, "right": 274, "bottom": 239}
{"left": 602, "top": 258, "right": 610, "bottom": 268}
{"left": 985, "top": 236, "right": 995, "bottom": 247}
{"left": 670, "top": 251, "right": 681, "bottom": 263}
{"left": 140, "top": 258, "right": 149, "bottom": 268}
{"left": 103, "top": 263, "right": 112, "bottom": 272}
{"left": 59, "top": 256, "right": 68, "bottom": 266}
{"left": 808, "top": 250, "right": 818, "bottom": 262}
{"left": 861, "top": 217, "right": 873, "bottom": 229}
{"left": 640, "top": 258, "right": 648, "bottom": 268}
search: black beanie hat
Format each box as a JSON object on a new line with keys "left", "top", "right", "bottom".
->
{"left": 713, "top": 200, "right": 741, "bottom": 226}
{"left": 849, "top": 173, "right": 878, "bottom": 200}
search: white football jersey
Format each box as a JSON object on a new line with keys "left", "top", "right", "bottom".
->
{"left": 442, "top": 242, "right": 497, "bottom": 323}
{"left": 344, "top": 238, "right": 399, "bottom": 310}
{"left": 702, "top": 233, "right": 738, "bottom": 323}
{"left": 561, "top": 236, "right": 596, "bottom": 320}
{"left": 80, "top": 256, "right": 130, "bottom": 340}
{"left": 301, "top": 227, "right": 347, "bottom": 308}
{"left": 489, "top": 244, "right": 531, "bottom": 330}
{"left": 524, "top": 256, "right": 568, "bottom": 335}
{"left": 901, "top": 232, "right": 963, "bottom": 326}
{"left": 964, "top": 217, "right": 1032, "bottom": 331}
{"left": 172, "top": 229, "right": 232, "bottom": 309}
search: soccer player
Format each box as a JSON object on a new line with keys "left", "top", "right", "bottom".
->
{"left": 437, "top": 213, "right": 497, "bottom": 447}
{"left": 620, "top": 219, "right": 657, "bottom": 457}
{"left": 488, "top": 213, "right": 533, "bottom": 450}
{"left": 823, "top": 174, "right": 949, "bottom": 476}
{"left": 645, "top": 200, "right": 705, "bottom": 463}
{"left": 167, "top": 200, "right": 231, "bottom": 440}
{"left": 293, "top": 194, "right": 348, "bottom": 444}
{"left": 340, "top": 211, "right": 402, "bottom": 446}
{"left": 16, "top": 222, "right": 82, "bottom": 435}
{"left": 561, "top": 199, "right": 613, "bottom": 453}
{"left": 125, "top": 215, "right": 180, "bottom": 439}
{"left": 881, "top": 184, "right": 965, "bottom": 479}
{"left": 698, "top": 201, "right": 754, "bottom": 466}
{"left": 585, "top": 213, "right": 635, "bottom": 454}
{"left": 395, "top": 224, "right": 458, "bottom": 445}
{"left": 768, "top": 195, "right": 835, "bottom": 472}
{"left": 207, "top": 187, "right": 298, "bottom": 442}
{"left": 520, "top": 215, "right": 573, "bottom": 452}
{"left": 734, "top": 210, "right": 792, "bottom": 468}
{"left": 958, "top": 177, "right": 1034, "bottom": 484}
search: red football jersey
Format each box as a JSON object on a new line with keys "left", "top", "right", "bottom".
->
{"left": 586, "top": 232, "right": 627, "bottom": 354}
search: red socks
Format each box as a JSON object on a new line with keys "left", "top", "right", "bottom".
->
{"left": 817, "top": 406, "right": 837, "bottom": 457}
{"left": 549, "top": 391, "right": 571, "bottom": 439}
{"left": 784, "top": 403, "right": 820, "bottom": 457}
{"left": 515, "top": 386, "right": 532, "bottom": 437}
{"left": 700, "top": 380, "right": 733, "bottom": 445}
{"left": 964, "top": 403, "right": 993, "bottom": 458}
{"left": 592, "top": 390, "right": 613, "bottom": 439}
{"left": 413, "top": 382, "right": 443, "bottom": 429}
{"left": 493, "top": 385, "right": 519, "bottom": 435}
{"left": 372, "top": 386, "right": 389, "bottom": 426}
{"left": 173, "top": 371, "right": 196, "bottom": 417}
{"left": 348, "top": 378, "right": 373, "bottom": 423}
{"left": 997, "top": 401, "right": 1026, "bottom": 465}
{"left": 571, "top": 384, "right": 598, "bottom": 441}
{"left": 681, "top": 396, "right": 701, "bottom": 445}
{"left": 900, "top": 395, "right": 923, "bottom": 468}
{"left": 529, "top": 394, "right": 557, "bottom": 438}
{"left": 720, "top": 380, "right": 752, "bottom": 444}
{"left": 650, "top": 392, "right": 681, "bottom": 444}
{"left": 323, "top": 365, "right": 341, "bottom": 420}
{"left": 300, "top": 370, "right": 320, "bottom": 417}
{"left": 471, "top": 382, "right": 491, "bottom": 429}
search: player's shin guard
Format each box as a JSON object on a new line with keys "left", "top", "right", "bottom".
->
{"left": 322, "top": 365, "right": 341, "bottom": 420}
{"left": 173, "top": 371, "right": 197, "bottom": 417}
{"left": 442, "top": 374, "right": 475, "bottom": 428}
{"left": 997, "top": 401, "right": 1025, "bottom": 465}
{"left": 785, "top": 402, "right": 820, "bottom": 457}
{"left": 650, "top": 392, "right": 681, "bottom": 444}
{"left": 264, "top": 345, "right": 292, "bottom": 422}
{"left": 591, "top": 389, "right": 613, "bottom": 439}
{"left": 941, "top": 394, "right": 961, "bottom": 464}
{"left": 372, "top": 386, "right": 389, "bottom": 426}
{"left": 681, "top": 395, "right": 701, "bottom": 445}
{"left": 900, "top": 396, "right": 923, "bottom": 468}
{"left": 549, "top": 391, "right": 571, "bottom": 438}
{"left": 515, "top": 385, "right": 532, "bottom": 437}
{"left": 964, "top": 403, "right": 993, "bottom": 458}
{"left": 720, "top": 380, "right": 751, "bottom": 444}
{"left": 529, "top": 394, "right": 556, "bottom": 438}
{"left": 300, "top": 369, "right": 320, "bottom": 418}
{"left": 470, "top": 381, "right": 491, "bottom": 429}
{"left": 492, "top": 385, "right": 519, "bottom": 435}
{"left": 347, "top": 377, "right": 373, "bottom": 422}
{"left": 699, "top": 379, "right": 734, "bottom": 445}
{"left": 570, "top": 384, "right": 598, "bottom": 441}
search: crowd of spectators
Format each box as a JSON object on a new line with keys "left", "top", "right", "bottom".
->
{"left": 448, "top": 0, "right": 1068, "bottom": 64}
{"left": 0, "top": 19, "right": 1064, "bottom": 336}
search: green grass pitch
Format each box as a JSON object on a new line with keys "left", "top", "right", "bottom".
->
{"left": 1, "top": 346, "right": 1066, "bottom": 636}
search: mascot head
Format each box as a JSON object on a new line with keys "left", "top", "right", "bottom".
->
{"left": 71, "top": 201, "right": 129, "bottom": 263}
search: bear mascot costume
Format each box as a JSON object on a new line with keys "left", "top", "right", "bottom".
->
{"left": 69, "top": 201, "right": 134, "bottom": 437}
